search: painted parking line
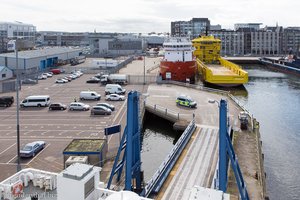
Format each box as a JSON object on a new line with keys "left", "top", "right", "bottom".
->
{"left": 40, "top": 131, "right": 49, "bottom": 136}
{"left": 0, "top": 143, "right": 16, "bottom": 156}
{"left": 108, "top": 104, "right": 127, "bottom": 144}
{"left": 112, "top": 99, "right": 127, "bottom": 123}
{"left": 76, "top": 131, "right": 85, "bottom": 136}
{"left": 6, "top": 155, "right": 17, "bottom": 164}
{"left": 25, "top": 143, "right": 51, "bottom": 165}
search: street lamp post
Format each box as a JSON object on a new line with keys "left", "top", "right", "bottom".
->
{"left": 143, "top": 53, "right": 146, "bottom": 85}
{"left": 208, "top": 99, "right": 228, "bottom": 192}
{"left": 15, "top": 40, "right": 21, "bottom": 172}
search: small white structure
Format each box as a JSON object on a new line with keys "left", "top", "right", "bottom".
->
{"left": 0, "top": 66, "right": 13, "bottom": 81}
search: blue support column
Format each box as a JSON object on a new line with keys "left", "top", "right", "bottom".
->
{"left": 107, "top": 91, "right": 142, "bottom": 191}
{"left": 219, "top": 99, "right": 228, "bottom": 192}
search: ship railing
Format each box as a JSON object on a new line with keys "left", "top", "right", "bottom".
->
{"left": 144, "top": 101, "right": 193, "bottom": 122}
{"left": 219, "top": 58, "right": 248, "bottom": 76}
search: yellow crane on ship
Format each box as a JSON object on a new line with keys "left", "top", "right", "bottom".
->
{"left": 192, "top": 35, "right": 248, "bottom": 87}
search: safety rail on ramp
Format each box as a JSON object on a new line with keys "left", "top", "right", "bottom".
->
{"left": 140, "top": 119, "right": 196, "bottom": 197}
{"left": 144, "top": 102, "right": 194, "bottom": 123}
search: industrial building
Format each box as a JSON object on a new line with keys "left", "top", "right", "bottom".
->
{"left": 0, "top": 21, "right": 36, "bottom": 53}
{"left": 0, "top": 47, "right": 82, "bottom": 75}
{"left": 171, "top": 18, "right": 210, "bottom": 38}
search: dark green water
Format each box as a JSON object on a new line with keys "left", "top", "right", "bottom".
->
{"left": 141, "top": 112, "right": 180, "bottom": 181}
{"left": 236, "top": 65, "right": 300, "bottom": 200}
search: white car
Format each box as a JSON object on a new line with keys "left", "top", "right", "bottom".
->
{"left": 43, "top": 73, "right": 52, "bottom": 77}
{"left": 105, "top": 94, "right": 125, "bottom": 101}
{"left": 38, "top": 74, "right": 47, "bottom": 80}
{"left": 69, "top": 102, "right": 90, "bottom": 111}
{"left": 56, "top": 78, "right": 68, "bottom": 83}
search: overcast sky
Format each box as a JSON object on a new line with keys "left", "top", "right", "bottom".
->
{"left": 1, "top": 0, "right": 299, "bottom": 33}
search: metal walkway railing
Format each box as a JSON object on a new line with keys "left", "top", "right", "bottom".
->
{"left": 140, "top": 119, "right": 196, "bottom": 197}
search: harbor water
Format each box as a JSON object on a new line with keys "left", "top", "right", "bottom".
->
{"left": 141, "top": 112, "right": 180, "bottom": 182}
{"left": 235, "top": 64, "right": 300, "bottom": 200}
{"left": 141, "top": 64, "right": 299, "bottom": 199}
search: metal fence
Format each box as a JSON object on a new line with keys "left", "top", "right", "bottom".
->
{"left": 0, "top": 79, "right": 16, "bottom": 93}
{"left": 128, "top": 75, "right": 157, "bottom": 85}
{"left": 62, "top": 56, "right": 135, "bottom": 74}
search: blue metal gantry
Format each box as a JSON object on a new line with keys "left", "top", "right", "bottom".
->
{"left": 219, "top": 99, "right": 250, "bottom": 200}
{"left": 107, "top": 91, "right": 142, "bottom": 191}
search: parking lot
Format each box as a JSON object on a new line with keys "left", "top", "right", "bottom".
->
{"left": 0, "top": 73, "right": 148, "bottom": 181}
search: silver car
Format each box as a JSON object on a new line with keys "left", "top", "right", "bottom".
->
{"left": 69, "top": 102, "right": 90, "bottom": 111}
{"left": 105, "top": 94, "right": 125, "bottom": 101}
{"left": 91, "top": 106, "right": 112, "bottom": 115}
{"left": 20, "top": 141, "right": 46, "bottom": 158}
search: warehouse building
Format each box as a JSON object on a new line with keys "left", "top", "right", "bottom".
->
{"left": 0, "top": 47, "right": 82, "bottom": 75}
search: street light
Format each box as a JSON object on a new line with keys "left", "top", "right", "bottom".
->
{"left": 10, "top": 39, "right": 21, "bottom": 172}
{"left": 143, "top": 53, "right": 146, "bottom": 85}
{"left": 208, "top": 99, "right": 228, "bottom": 192}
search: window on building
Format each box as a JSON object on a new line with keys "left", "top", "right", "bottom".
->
{"left": 2, "top": 74, "right": 6, "bottom": 78}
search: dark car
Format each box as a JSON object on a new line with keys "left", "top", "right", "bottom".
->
{"left": 49, "top": 103, "right": 67, "bottom": 110}
{"left": 91, "top": 106, "right": 112, "bottom": 115}
{"left": 96, "top": 102, "right": 115, "bottom": 111}
{"left": 0, "top": 96, "right": 14, "bottom": 107}
{"left": 86, "top": 77, "right": 100, "bottom": 83}
{"left": 20, "top": 141, "right": 46, "bottom": 158}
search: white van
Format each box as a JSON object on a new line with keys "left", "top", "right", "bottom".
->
{"left": 20, "top": 95, "right": 50, "bottom": 107}
{"left": 80, "top": 91, "right": 101, "bottom": 100}
{"left": 105, "top": 84, "right": 126, "bottom": 95}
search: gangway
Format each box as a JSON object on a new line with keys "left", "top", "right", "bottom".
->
{"left": 141, "top": 119, "right": 196, "bottom": 197}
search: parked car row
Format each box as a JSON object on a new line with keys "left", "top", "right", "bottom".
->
{"left": 56, "top": 70, "right": 83, "bottom": 84}
{"left": 48, "top": 101, "right": 116, "bottom": 116}
{"left": 38, "top": 72, "right": 53, "bottom": 80}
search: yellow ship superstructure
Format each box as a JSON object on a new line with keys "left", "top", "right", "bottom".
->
{"left": 192, "top": 35, "right": 248, "bottom": 86}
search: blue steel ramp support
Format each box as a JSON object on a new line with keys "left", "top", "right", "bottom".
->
{"left": 106, "top": 91, "right": 142, "bottom": 191}
{"left": 219, "top": 99, "right": 228, "bottom": 192}
{"left": 218, "top": 99, "right": 249, "bottom": 200}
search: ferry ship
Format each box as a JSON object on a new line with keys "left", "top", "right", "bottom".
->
{"left": 192, "top": 35, "right": 248, "bottom": 87}
{"left": 160, "top": 37, "right": 197, "bottom": 83}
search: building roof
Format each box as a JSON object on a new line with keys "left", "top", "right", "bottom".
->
{"left": 0, "top": 66, "right": 12, "bottom": 72}
{"left": 63, "top": 139, "right": 105, "bottom": 153}
{"left": 0, "top": 21, "right": 35, "bottom": 27}
{"left": 0, "top": 47, "right": 82, "bottom": 59}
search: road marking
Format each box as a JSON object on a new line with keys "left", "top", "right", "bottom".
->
{"left": 112, "top": 99, "right": 127, "bottom": 123}
{"left": 40, "top": 131, "right": 48, "bottom": 136}
{"left": 0, "top": 143, "right": 16, "bottom": 155}
{"left": 26, "top": 144, "right": 51, "bottom": 165}
{"left": 7, "top": 155, "right": 17, "bottom": 164}
{"left": 108, "top": 106, "right": 127, "bottom": 144}
{"left": 76, "top": 131, "right": 84, "bottom": 136}
{"left": 0, "top": 163, "right": 27, "bottom": 166}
